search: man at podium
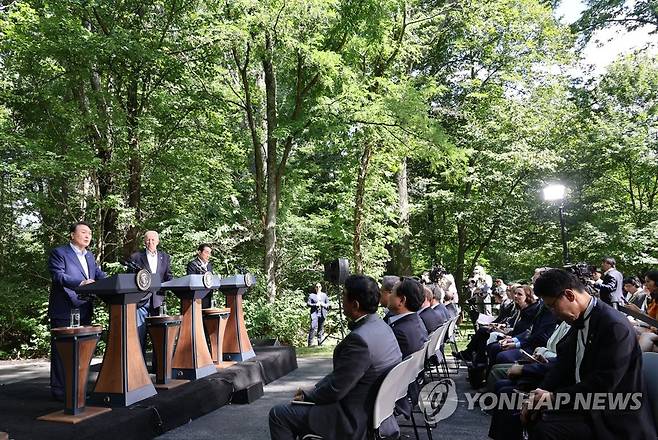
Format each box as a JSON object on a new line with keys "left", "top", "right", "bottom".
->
{"left": 129, "top": 230, "right": 173, "bottom": 348}
{"left": 47, "top": 221, "right": 107, "bottom": 401}
{"left": 186, "top": 243, "right": 214, "bottom": 309}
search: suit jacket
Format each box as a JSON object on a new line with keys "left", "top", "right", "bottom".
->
{"left": 186, "top": 257, "right": 214, "bottom": 306}
{"left": 599, "top": 268, "right": 624, "bottom": 305}
{"left": 186, "top": 257, "right": 213, "bottom": 276}
{"left": 389, "top": 312, "right": 428, "bottom": 418}
{"left": 515, "top": 302, "right": 557, "bottom": 351}
{"left": 389, "top": 313, "right": 428, "bottom": 358}
{"left": 130, "top": 250, "right": 173, "bottom": 308}
{"left": 510, "top": 301, "right": 541, "bottom": 338}
{"left": 48, "top": 244, "right": 107, "bottom": 321}
{"left": 493, "top": 300, "right": 515, "bottom": 324}
{"left": 419, "top": 306, "right": 445, "bottom": 333}
{"left": 431, "top": 303, "right": 450, "bottom": 324}
{"left": 540, "top": 300, "right": 655, "bottom": 440}
{"left": 305, "top": 314, "right": 402, "bottom": 440}
{"left": 307, "top": 292, "right": 330, "bottom": 318}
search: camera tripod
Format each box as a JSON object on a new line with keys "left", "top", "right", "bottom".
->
{"left": 317, "top": 283, "right": 347, "bottom": 345}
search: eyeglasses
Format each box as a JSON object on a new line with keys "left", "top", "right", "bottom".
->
{"left": 542, "top": 291, "right": 565, "bottom": 310}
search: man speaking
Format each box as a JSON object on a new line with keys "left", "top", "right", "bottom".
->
{"left": 48, "top": 221, "right": 106, "bottom": 401}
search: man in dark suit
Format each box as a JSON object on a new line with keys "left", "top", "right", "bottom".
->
{"left": 387, "top": 277, "right": 428, "bottom": 418}
{"left": 307, "top": 282, "right": 330, "bottom": 346}
{"left": 523, "top": 269, "right": 655, "bottom": 440}
{"left": 269, "top": 275, "right": 402, "bottom": 440}
{"left": 129, "top": 230, "right": 173, "bottom": 348}
{"left": 388, "top": 277, "right": 428, "bottom": 357}
{"left": 47, "top": 221, "right": 107, "bottom": 401}
{"left": 379, "top": 275, "right": 400, "bottom": 323}
{"left": 429, "top": 285, "right": 451, "bottom": 323}
{"left": 186, "top": 243, "right": 214, "bottom": 309}
{"left": 595, "top": 256, "right": 624, "bottom": 306}
{"left": 419, "top": 286, "right": 446, "bottom": 333}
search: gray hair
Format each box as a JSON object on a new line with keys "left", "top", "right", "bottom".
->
{"left": 381, "top": 275, "right": 400, "bottom": 292}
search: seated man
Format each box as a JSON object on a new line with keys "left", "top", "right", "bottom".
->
{"left": 388, "top": 277, "right": 428, "bottom": 418}
{"left": 419, "top": 286, "right": 446, "bottom": 333}
{"left": 379, "top": 275, "right": 400, "bottom": 323}
{"left": 269, "top": 275, "right": 402, "bottom": 440}
{"left": 524, "top": 269, "right": 655, "bottom": 439}
{"left": 430, "top": 284, "right": 451, "bottom": 323}
{"left": 388, "top": 278, "right": 428, "bottom": 357}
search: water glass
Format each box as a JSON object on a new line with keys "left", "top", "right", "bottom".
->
{"left": 70, "top": 308, "right": 80, "bottom": 328}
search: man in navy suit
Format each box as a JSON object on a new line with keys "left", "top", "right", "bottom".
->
{"left": 379, "top": 275, "right": 400, "bottom": 323}
{"left": 307, "top": 282, "right": 330, "bottom": 346}
{"left": 269, "top": 275, "right": 402, "bottom": 440}
{"left": 186, "top": 243, "right": 214, "bottom": 309}
{"left": 419, "top": 287, "right": 445, "bottom": 333}
{"left": 388, "top": 278, "right": 428, "bottom": 418}
{"left": 129, "top": 230, "right": 173, "bottom": 348}
{"left": 523, "top": 269, "right": 655, "bottom": 439}
{"left": 47, "top": 221, "right": 106, "bottom": 400}
{"left": 388, "top": 278, "right": 428, "bottom": 357}
{"left": 430, "top": 285, "right": 451, "bottom": 323}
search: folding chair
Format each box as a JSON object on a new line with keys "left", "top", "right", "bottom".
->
{"left": 302, "top": 358, "right": 414, "bottom": 440}
{"left": 425, "top": 322, "right": 450, "bottom": 380}
{"left": 446, "top": 316, "right": 461, "bottom": 372}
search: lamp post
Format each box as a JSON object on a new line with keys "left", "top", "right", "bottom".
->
{"left": 543, "top": 184, "right": 569, "bottom": 265}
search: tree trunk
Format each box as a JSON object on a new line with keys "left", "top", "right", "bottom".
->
{"left": 262, "top": 31, "right": 278, "bottom": 302}
{"left": 123, "top": 77, "right": 142, "bottom": 257}
{"left": 353, "top": 141, "right": 373, "bottom": 274}
{"left": 389, "top": 157, "right": 413, "bottom": 275}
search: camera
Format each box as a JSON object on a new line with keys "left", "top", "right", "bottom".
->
{"left": 429, "top": 265, "right": 447, "bottom": 283}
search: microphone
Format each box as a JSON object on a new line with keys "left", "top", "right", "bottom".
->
{"left": 123, "top": 260, "right": 143, "bottom": 273}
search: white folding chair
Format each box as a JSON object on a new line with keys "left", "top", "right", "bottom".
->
{"left": 371, "top": 356, "right": 414, "bottom": 439}
{"left": 446, "top": 316, "right": 461, "bottom": 371}
{"left": 425, "top": 322, "right": 450, "bottom": 379}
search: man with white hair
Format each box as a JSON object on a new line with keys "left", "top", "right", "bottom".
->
{"left": 130, "top": 230, "right": 173, "bottom": 348}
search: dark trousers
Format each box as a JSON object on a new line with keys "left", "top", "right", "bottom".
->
{"left": 201, "top": 291, "right": 213, "bottom": 309}
{"left": 50, "top": 315, "right": 91, "bottom": 398}
{"left": 137, "top": 303, "right": 163, "bottom": 373}
{"left": 529, "top": 411, "right": 594, "bottom": 440}
{"left": 308, "top": 313, "right": 326, "bottom": 346}
{"left": 269, "top": 402, "right": 314, "bottom": 440}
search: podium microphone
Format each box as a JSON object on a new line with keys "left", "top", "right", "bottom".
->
{"left": 123, "top": 260, "right": 143, "bottom": 272}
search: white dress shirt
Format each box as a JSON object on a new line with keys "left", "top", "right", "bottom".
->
{"left": 146, "top": 250, "right": 158, "bottom": 274}
{"left": 69, "top": 243, "right": 89, "bottom": 278}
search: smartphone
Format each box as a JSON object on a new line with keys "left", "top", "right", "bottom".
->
{"left": 519, "top": 349, "right": 539, "bottom": 363}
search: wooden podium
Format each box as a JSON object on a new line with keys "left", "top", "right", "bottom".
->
{"left": 163, "top": 275, "right": 216, "bottom": 380}
{"left": 218, "top": 274, "right": 257, "bottom": 362}
{"left": 38, "top": 325, "right": 111, "bottom": 423}
{"left": 202, "top": 308, "right": 233, "bottom": 369}
{"left": 146, "top": 315, "right": 187, "bottom": 389}
{"left": 76, "top": 273, "right": 159, "bottom": 407}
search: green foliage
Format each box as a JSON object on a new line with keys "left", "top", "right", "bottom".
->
{"left": 0, "top": 0, "right": 657, "bottom": 357}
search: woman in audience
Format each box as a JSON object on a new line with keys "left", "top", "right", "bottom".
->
{"left": 459, "top": 284, "right": 539, "bottom": 367}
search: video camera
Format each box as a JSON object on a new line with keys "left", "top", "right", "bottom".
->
{"left": 563, "top": 262, "right": 595, "bottom": 281}
{"left": 429, "top": 265, "right": 447, "bottom": 284}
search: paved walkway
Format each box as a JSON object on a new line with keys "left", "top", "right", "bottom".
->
{"left": 157, "top": 356, "right": 490, "bottom": 440}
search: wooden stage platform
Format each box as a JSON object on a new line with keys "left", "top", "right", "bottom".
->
{"left": 0, "top": 346, "right": 297, "bottom": 440}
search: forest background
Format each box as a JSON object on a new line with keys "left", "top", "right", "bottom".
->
{"left": 1, "top": 0, "right": 657, "bottom": 357}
